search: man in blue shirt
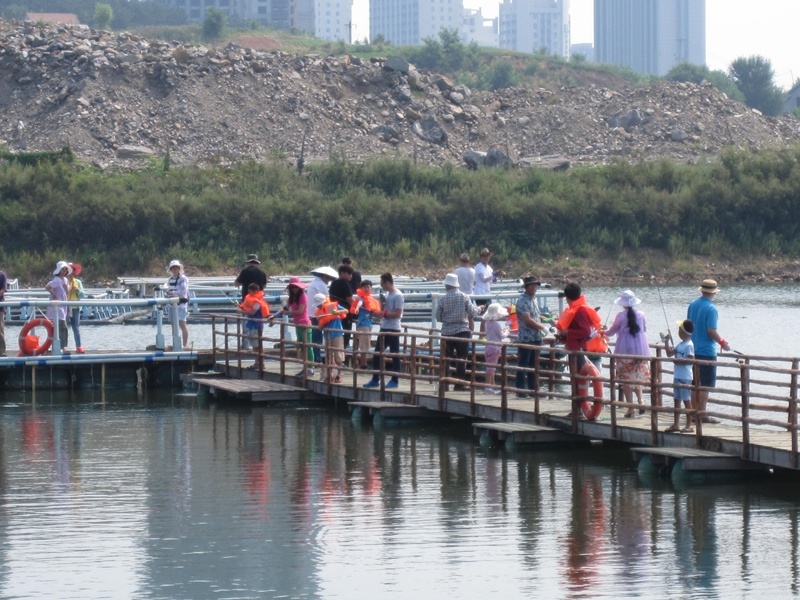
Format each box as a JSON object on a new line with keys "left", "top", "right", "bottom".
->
{"left": 687, "top": 279, "right": 730, "bottom": 425}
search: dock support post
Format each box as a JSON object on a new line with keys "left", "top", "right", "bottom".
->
{"left": 155, "top": 310, "right": 165, "bottom": 350}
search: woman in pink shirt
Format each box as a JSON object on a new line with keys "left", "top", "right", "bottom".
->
{"left": 273, "top": 277, "right": 313, "bottom": 376}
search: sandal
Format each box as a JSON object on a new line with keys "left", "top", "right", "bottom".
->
{"left": 681, "top": 426, "right": 695, "bottom": 433}
{"left": 665, "top": 425, "right": 681, "bottom": 433}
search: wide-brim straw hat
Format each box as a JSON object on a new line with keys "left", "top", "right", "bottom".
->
{"left": 484, "top": 303, "right": 508, "bottom": 320}
{"left": 699, "top": 279, "right": 721, "bottom": 294}
{"left": 443, "top": 273, "right": 460, "bottom": 288}
{"left": 310, "top": 266, "right": 338, "bottom": 279}
{"left": 614, "top": 289, "right": 641, "bottom": 307}
{"left": 285, "top": 276, "right": 307, "bottom": 290}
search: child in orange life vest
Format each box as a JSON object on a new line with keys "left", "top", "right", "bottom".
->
{"left": 313, "top": 293, "right": 348, "bottom": 382}
{"left": 350, "top": 280, "right": 380, "bottom": 369}
{"left": 507, "top": 305, "right": 519, "bottom": 335}
{"left": 238, "top": 283, "right": 270, "bottom": 350}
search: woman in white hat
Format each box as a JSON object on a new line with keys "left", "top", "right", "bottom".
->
{"left": 166, "top": 260, "right": 190, "bottom": 348}
{"left": 45, "top": 261, "right": 71, "bottom": 350}
{"left": 604, "top": 289, "right": 650, "bottom": 417}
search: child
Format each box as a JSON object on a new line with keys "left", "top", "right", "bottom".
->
{"left": 483, "top": 302, "right": 508, "bottom": 394}
{"left": 350, "top": 280, "right": 380, "bottom": 369}
{"left": 313, "top": 293, "right": 348, "bottom": 383}
{"left": 272, "top": 277, "right": 314, "bottom": 377}
{"left": 664, "top": 320, "right": 695, "bottom": 433}
{"left": 238, "top": 283, "right": 269, "bottom": 350}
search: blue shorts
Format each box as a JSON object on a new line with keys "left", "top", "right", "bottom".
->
{"left": 674, "top": 377, "right": 692, "bottom": 402}
{"left": 694, "top": 354, "right": 716, "bottom": 387}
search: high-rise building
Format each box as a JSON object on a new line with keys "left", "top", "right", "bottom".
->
{"left": 462, "top": 8, "right": 499, "bottom": 48}
{"left": 498, "top": 0, "right": 571, "bottom": 58}
{"left": 370, "top": 0, "right": 463, "bottom": 46}
{"left": 158, "top": 0, "right": 352, "bottom": 42}
{"left": 594, "top": 0, "right": 705, "bottom": 76}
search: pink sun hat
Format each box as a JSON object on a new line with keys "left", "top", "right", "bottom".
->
{"left": 285, "top": 276, "right": 308, "bottom": 290}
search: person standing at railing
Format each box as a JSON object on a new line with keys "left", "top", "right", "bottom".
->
{"left": 363, "top": 273, "right": 405, "bottom": 390}
{"left": 234, "top": 254, "right": 267, "bottom": 301}
{"left": 66, "top": 262, "right": 85, "bottom": 354}
{"left": 687, "top": 279, "right": 730, "bottom": 425}
{"left": 0, "top": 267, "right": 6, "bottom": 357}
{"left": 665, "top": 320, "right": 696, "bottom": 433}
{"left": 556, "top": 282, "right": 605, "bottom": 371}
{"left": 483, "top": 303, "right": 508, "bottom": 394}
{"left": 329, "top": 264, "right": 356, "bottom": 349}
{"left": 455, "top": 253, "right": 475, "bottom": 295}
{"left": 435, "top": 273, "right": 482, "bottom": 392}
{"left": 238, "top": 283, "right": 270, "bottom": 351}
{"left": 604, "top": 290, "right": 650, "bottom": 418}
{"left": 515, "top": 276, "right": 549, "bottom": 398}
{"left": 474, "top": 248, "right": 493, "bottom": 336}
{"left": 272, "top": 277, "right": 314, "bottom": 378}
{"left": 308, "top": 267, "right": 338, "bottom": 366}
{"left": 166, "top": 259, "right": 190, "bottom": 349}
{"left": 45, "top": 261, "right": 71, "bottom": 351}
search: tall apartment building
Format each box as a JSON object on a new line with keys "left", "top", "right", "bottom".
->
{"left": 594, "top": 0, "right": 705, "bottom": 76}
{"left": 370, "top": 0, "right": 462, "bottom": 46}
{"left": 498, "top": 0, "right": 571, "bottom": 58}
{"left": 462, "top": 8, "right": 499, "bottom": 48}
{"left": 159, "top": 0, "right": 351, "bottom": 42}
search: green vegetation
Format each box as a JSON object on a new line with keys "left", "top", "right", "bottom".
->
{"left": 2, "top": 147, "right": 800, "bottom": 282}
{"left": 202, "top": 7, "right": 225, "bottom": 42}
{"left": 0, "top": 0, "right": 186, "bottom": 28}
{"left": 93, "top": 2, "right": 112, "bottom": 30}
{"left": 729, "top": 56, "right": 785, "bottom": 116}
{"left": 665, "top": 62, "right": 744, "bottom": 103}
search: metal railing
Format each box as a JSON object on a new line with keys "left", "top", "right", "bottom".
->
{"left": 209, "top": 312, "right": 800, "bottom": 465}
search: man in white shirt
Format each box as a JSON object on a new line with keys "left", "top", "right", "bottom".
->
{"left": 454, "top": 253, "right": 475, "bottom": 295}
{"left": 474, "top": 248, "right": 493, "bottom": 296}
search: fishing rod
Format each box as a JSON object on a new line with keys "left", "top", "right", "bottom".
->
{"left": 731, "top": 348, "right": 773, "bottom": 368}
{"left": 646, "top": 252, "right": 672, "bottom": 343}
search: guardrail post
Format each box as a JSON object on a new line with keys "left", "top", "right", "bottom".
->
{"left": 790, "top": 358, "right": 798, "bottom": 469}
{"left": 740, "top": 358, "right": 751, "bottom": 460}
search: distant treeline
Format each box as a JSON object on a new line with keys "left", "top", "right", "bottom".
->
{"left": 1, "top": 146, "right": 799, "bottom": 282}
{"left": 1, "top": 0, "right": 186, "bottom": 28}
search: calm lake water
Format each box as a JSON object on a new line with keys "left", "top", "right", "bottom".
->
{"left": 2, "top": 284, "right": 800, "bottom": 599}
{"left": 2, "top": 391, "right": 800, "bottom": 599}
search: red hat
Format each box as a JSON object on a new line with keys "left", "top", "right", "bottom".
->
{"left": 68, "top": 262, "right": 82, "bottom": 276}
{"left": 285, "top": 276, "right": 307, "bottom": 290}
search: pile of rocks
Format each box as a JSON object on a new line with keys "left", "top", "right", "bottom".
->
{"left": 2, "top": 19, "right": 800, "bottom": 170}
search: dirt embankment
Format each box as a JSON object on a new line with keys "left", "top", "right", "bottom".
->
{"left": 2, "top": 20, "right": 800, "bottom": 170}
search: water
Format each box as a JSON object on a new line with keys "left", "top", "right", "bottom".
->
{"left": 2, "top": 283, "right": 800, "bottom": 599}
{"left": 2, "top": 391, "right": 800, "bottom": 599}
{"left": 5, "top": 283, "right": 793, "bottom": 357}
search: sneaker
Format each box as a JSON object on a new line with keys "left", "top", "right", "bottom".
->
{"left": 385, "top": 380, "right": 399, "bottom": 389}
{"left": 306, "top": 368, "right": 315, "bottom": 377}
{"left": 486, "top": 388, "right": 500, "bottom": 395}
{"left": 363, "top": 379, "right": 380, "bottom": 388}
{"left": 76, "top": 347, "right": 85, "bottom": 354}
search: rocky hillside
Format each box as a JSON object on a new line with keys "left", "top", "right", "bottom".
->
{"left": 2, "top": 19, "right": 800, "bottom": 169}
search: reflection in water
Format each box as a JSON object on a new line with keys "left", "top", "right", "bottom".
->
{"left": 1, "top": 392, "right": 800, "bottom": 598}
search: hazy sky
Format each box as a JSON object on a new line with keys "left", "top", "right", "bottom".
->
{"left": 352, "top": 0, "right": 799, "bottom": 90}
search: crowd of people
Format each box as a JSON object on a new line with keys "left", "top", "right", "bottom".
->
{"left": 0, "top": 252, "right": 730, "bottom": 429}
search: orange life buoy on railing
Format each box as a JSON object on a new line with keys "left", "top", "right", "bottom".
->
{"left": 577, "top": 360, "right": 604, "bottom": 421}
{"left": 18, "top": 318, "right": 54, "bottom": 356}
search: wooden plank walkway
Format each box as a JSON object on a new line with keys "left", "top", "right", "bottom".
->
{"left": 348, "top": 401, "right": 442, "bottom": 419}
{"left": 189, "top": 374, "right": 321, "bottom": 402}
{"left": 211, "top": 358, "right": 800, "bottom": 471}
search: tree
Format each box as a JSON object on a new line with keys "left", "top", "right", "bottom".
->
{"left": 202, "top": 7, "right": 226, "bottom": 42}
{"left": 486, "top": 60, "right": 517, "bottom": 91}
{"left": 94, "top": 3, "right": 113, "bottom": 31}
{"left": 729, "top": 56, "right": 786, "bottom": 116}
{"left": 665, "top": 62, "right": 744, "bottom": 102}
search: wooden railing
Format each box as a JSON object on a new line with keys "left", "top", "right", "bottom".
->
{"left": 209, "top": 314, "right": 800, "bottom": 464}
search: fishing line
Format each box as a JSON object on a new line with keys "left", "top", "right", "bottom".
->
{"left": 647, "top": 252, "right": 672, "bottom": 342}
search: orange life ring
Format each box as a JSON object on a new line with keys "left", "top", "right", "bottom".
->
{"left": 577, "top": 360, "right": 604, "bottom": 420}
{"left": 18, "top": 318, "right": 54, "bottom": 356}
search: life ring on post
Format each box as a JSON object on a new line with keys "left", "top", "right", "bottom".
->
{"left": 18, "top": 318, "right": 54, "bottom": 356}
{"left": 578, "top": 360, "right": 604, "bottom": 420}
